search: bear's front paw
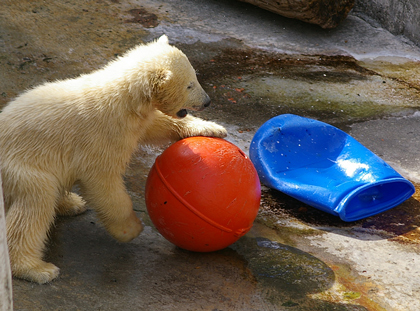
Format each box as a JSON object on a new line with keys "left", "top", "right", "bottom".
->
{"left": 13, "top": 260, "right": 60, "bottom": 284}
{"left": 202, "top": 122, "right": 228, "bottom": 138}
{"left": 182, "top": 119, "right": 228, "bottom": 139}
{"left": 107, "top": 211, "right": 144, "bottom": 243}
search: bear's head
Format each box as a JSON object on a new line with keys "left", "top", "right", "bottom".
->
{"left": 149, "top": 36, "right": 211, "bottom": 119}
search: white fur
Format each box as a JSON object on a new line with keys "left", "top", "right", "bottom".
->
{"left": 0, "top": 35, "right": 227, "bottom": 283}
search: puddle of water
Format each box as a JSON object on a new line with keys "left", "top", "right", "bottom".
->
{"left": 230, "top": 225, "right": 372, "bottom": 310}
{"left": 191, "top": 48, "right": 420, "bottom": 128}
{"left": 238, "top": 73, "right": 418, "bottom": 121}
{"left": 231, "top": 234, "right": 334, "bottom": 304}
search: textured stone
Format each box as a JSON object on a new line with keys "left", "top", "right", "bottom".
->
{"left": 237, "top": 0, "right": 355, "bottom": 28}
{"left": 354, "top": 0, "right": 420, "bottom": 46}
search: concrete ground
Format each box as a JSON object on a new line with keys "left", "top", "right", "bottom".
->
{"left": 1, "top": 0, "right": 420, "bottom": 310}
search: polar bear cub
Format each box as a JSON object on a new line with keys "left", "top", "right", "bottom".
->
{"left": 0, "top": 35, "right": 227, "bottom": 284}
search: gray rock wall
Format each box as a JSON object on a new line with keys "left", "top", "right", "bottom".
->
{"left": 354, "top": 0, "right": 420, "bottom": 46}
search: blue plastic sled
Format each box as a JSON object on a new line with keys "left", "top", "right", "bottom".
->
{"left": 250, "top": 114, "right": 415, "bottom": 222}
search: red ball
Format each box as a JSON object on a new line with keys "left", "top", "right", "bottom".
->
{"left": 145, "top": 137, "right": 261, "bottom": 252}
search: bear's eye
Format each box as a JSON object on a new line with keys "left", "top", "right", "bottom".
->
{"left": 187, "top": 82, "right": 194, "bottom": 90}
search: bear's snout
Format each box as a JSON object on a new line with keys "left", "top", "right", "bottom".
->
{"left": 195, "top": 94, "right": 211, "bottom": 111}
{"left": 203, "top": 96, "right": 211, "bottom": 108}
{"left": 187, "top": 93, "right": 211, "bottom": 113}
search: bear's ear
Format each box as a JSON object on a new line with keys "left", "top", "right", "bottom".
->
{"left": 157, "top": 35, "right": 169, "bottom": 45}
{"left": 151, "top": 68, "right": 172, "bottom": 93}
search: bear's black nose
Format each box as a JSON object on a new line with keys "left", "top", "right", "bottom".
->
{"left": 204, "top": 97, "right": 211, "bottom": 108}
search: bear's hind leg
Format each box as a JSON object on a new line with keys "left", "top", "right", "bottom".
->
{"left": 6, "top": 195, "right": 60, "bottom": 284}
{"left": 56, "top": 191, "right": 87, "bottom": 216}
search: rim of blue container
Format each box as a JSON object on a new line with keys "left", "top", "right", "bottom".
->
{"left": 335, "top": 177, "right": 415, "bottom": 222}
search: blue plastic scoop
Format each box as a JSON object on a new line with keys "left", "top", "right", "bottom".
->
{"left": 250, "top": 114, "right": 415, "bottom": 222}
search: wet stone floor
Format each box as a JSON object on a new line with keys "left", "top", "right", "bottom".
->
{"left": 1, "top": 0, "right": 420, "bottom": 310}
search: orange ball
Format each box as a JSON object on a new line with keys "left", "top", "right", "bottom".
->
{"left": 145, "top": 137, "right": 261, "bottom": 252}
